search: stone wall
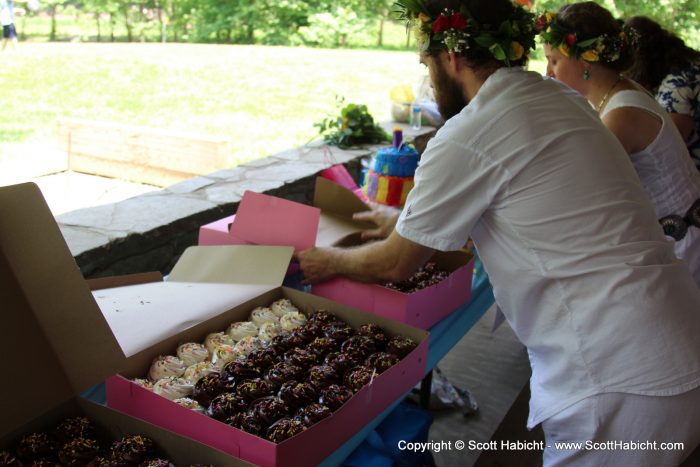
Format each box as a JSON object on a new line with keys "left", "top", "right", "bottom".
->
{"left": 58, "top": 125, "right": 436, "bottom": 278}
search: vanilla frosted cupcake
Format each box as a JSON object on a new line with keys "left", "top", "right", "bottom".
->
{"left": 173, "top": 397, "right": 206, "bottom": 414}
{"left": 148, "top": 355, "right": 187, "bottom": 382}
{"left": 132, "top": 378, "right": 154, "bottom": 391}
{"left": 270, "top": 298, "right": 299, "bottom": 317}
{"left": 153, "top": 377, "right": 193, "bottom": 400}
{"left": 233, "top": 336, "right": 264, "bottom": 356}
{"left": 203, "top": 332, "right": 235, "bottom": 354}
{"left": 258, "top": 321, "right": 283, "bottom": 343}
{"left": 280, "top": 311, "right": 307, "bottom": 332}
{"left": 250, "top": 306, "right": 278, "bottom": 326}
{"left": 177, "top": 342, "right": 209, "bottom": 367}
{"left": 227, "top": 321, "right": 259, "bottom": 341}
{"left": 211, "top": 344, "right": 241, "bottom": 367}
{"left": 183, "top": 361, "right": 219, "bottom": 384}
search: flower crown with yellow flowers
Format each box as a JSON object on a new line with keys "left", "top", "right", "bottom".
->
{"left": 392, "top": 0, "right": 537, "bottom": 66}
{"left": 535, "top": 11, "right": 635, "bottom": 63}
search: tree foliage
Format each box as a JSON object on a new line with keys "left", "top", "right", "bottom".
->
{"left": 28, "top": 0, "right": 699, "bottom": 50}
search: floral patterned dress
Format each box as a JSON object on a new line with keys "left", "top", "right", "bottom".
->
{"left": 656, "top": 62, "right": 700, "bottom": 171}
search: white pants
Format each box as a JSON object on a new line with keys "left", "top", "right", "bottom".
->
{"left": 541, "top": 385, "right": 700, "bottom": 467}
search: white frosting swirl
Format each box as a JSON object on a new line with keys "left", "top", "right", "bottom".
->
{"left": 211, "top": 344, "right": 242, "bottom": 367}
{"left": 203, "top": 332, "right": 235, "bottom": 354}
{"left": 270, "top": 298, "right": 299, "bottom": 317}
{"left": 250, "top": 306, "right": 279, "bottom": 326}
{"left": 132, "top": 378, "right": 154, "bottom": 391}
{"left": 227, "top": 321, "right": 259, "bottom": 341}
{"left": 279, "top": 311, "right": 308, "bottom": 331}
{"left": 233, "top": 336, "right": 264, "bottom": 356}
{"left": 152, "top": 377, "right": 193, "bottom": 400}
{"left": 258, "top": 321, "right": 283, "bottom": 342}
{"left": 183, "top": 361, "right": 219, "bottom": 383}
{"left": 173, "top": 397, "right": 205, "bottom": 414}
{"left": 176, "top": 342, "right": 209, "bottom": 367}
{"left": 148, "top": 355, "right": 186, "bottom": 382}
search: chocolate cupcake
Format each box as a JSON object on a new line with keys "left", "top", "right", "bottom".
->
{"left": 324, "top": 352, "right": 361, "bottom": 375}
{"left": 278, "top": 380, "right": 318, "bottom": 408}
{"left": 53, "top": 416, "right": 96, "bottom": 443}
{"left": 344, "top": 366, "right": 375, "bottom": 392}
{"left": 364, "top": 352, "right": 399, "bottom": 374}
{"left": 223, "top": 360, "right": 262, "bottom": 381}
{"left": 321, "top": 323, "right": 355, "bottom": 342}
{"left": 0, "top": 451, "right": 21, "bottom": 467}
{"left": 236, "top": 378, "right": 274, "bottom": 402}
{"left": 307, "top": 337, "right": 340, "bottom": 357}
{"left": 246, "top": 348, "right": 279, "bottom": 370}
{"left": 340, "top": 335, "right": 377, "bottom": 360}
{"left": 208, "top": 392, "right": 249, "bottom": 421}
{"left": 226, "top": 412, "right": 264, "bottom": 436}
{"left": 386, "top": 336, "right": 417, "bottom": 359}
{"left": 307, "top": 310, "right": 343, "bottom": 326}
{"left": 267, "top": 333, "right": 296, "bottom": 353}
{"left": 265, "top": 362, "right": 303, "bottom": 389}
{"left": 357, "top": 324, "right": 389, "bottom": 348}
{"left": 192, "top": 372, "right": 234, "bottom": 406}
{"left": 16, "top": 432, "right": 58, "bottom": 462}
{"left": 292, "top": 322, "right": 322, "bottom": 343}
{"left": 109, "top": 435, "right": 154, "bottom": 466}
{"left": 284, "top": 348, "right": 319, "bottom": 369}
{"left": 86, "top": 456, "right": 111, "bottom": 467}
{"left": 295, "top": 403, "right": 332, "bottom": 427}
{"left": 308, "top": 365, "right": 340, "bottom": 390}
{"left": 266, "top": 417, "right": 306, "bottom": 444}
{"left": 318, "top": 384, "right": 354, "bottom": 411}
{"left": 58, "top": 438, "right": 100, "bottom": 467}
{"left": 250, "top": 396, "right": 289, "bottom": 425}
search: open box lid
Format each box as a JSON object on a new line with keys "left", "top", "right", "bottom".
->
{"left": 229, "top": 179, "right": 376, "bottom": 251}
{"left": 92, "top": 244, "right": 294, "bottom": 359}
{"left": 229, "top": 191, "right": 320, "bottom": 252}
{"left": 0, "top": 183, "right": 126, "bottom": 438}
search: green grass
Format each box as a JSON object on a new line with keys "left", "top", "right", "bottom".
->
{"left": 2, "top": 41, "right": 546, "bottom": 167}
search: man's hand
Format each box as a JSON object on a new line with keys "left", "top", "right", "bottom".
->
{"left": 296, "top": 247, "right": 337, "bottom": 284}
{"left": 353, "top": 201, "right": 401, "bottom": 241}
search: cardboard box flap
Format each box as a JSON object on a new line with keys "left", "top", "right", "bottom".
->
{"left": 313, "top": 177, "right": 375, "bottom": 247}
{"left": 313, "top": 177, "right": 370, "bottom": 219}
{"left": 229, "top": 191, "right": 320, "bottom": 252}
{"left": 93, "top": 246, "right": 293, "bottom": 357}
{"left": 168, "top": 245, "right": 293, "bottom": 286}
{"left": 0, "top": 183, "right": 125, "bottom": 437}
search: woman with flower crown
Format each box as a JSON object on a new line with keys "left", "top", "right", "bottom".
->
{"left": 299, "top": 0, "right": 700, "bottom": 465}
{"left": 538, "top": 1, "right": 700, "bottom": 286}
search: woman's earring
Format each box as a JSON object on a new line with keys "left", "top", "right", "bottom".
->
{"left": 583, "top": 69, "right": 590, "bottom": 80}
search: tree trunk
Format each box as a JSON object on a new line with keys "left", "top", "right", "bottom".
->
{"left": 123, "top": 5, "right": 133, "bottom": 42}
{"left": 95, "top": 13, "right": 101, "bottom": 42}
{"left": 377, "top": 18, "right": 384, "bottom": 47}
{"left": 49, "top": 5, "right": 57, "bottom": 41}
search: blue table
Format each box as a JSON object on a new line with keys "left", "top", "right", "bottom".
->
{"left": 320, "top": 257, "right": 495, "bottom": 466}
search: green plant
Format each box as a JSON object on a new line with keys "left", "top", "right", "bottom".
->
{"left": 315, "top": 98, "right": 390, "bottom": 149}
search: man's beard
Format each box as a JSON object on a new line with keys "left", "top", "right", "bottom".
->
{"left": 432, "top": 59, "right": 468, "bottom": 120}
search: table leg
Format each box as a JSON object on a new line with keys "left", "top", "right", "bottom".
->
{"left": 420, "top": 370, "right": 433, "bottom": 409}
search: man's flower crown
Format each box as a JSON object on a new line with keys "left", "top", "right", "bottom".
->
{"left": 535, "top": 11, "right": 636, "bottom": 63}
{"left": 392, "top": 0, "right": 536, "bottom": 66}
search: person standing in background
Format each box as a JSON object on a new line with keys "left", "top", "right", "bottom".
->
{"left": 539, "top": 2, "right": 700, "bottom": 285}
{"left": 625, "top": 15, "right": 700, "bottom": 171}
{"left": 1, "top": 0, "right": 18, "bottom": 51}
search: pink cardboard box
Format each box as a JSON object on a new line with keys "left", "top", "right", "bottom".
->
{"left": 198, "top": 214, "right": 250, "bottom": 246}
{"left": 105, "top": 284, "right": 428, "bottom": 467}
{"left": 313, "top": 250, "right": 474, "bottom": 330}
{"left": 199, "top": 178, "right": 474, "bottom": 329}
{"left": 0, "top": 183, "right": 252, "bottom": 466}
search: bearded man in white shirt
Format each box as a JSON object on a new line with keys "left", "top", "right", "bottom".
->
{"left": 298, "top": 0, "right": 700, "bottom": 465}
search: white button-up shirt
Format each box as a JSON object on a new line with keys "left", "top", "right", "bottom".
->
{"left": 396, "top": 67, "right": 700, "bottom": 427}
